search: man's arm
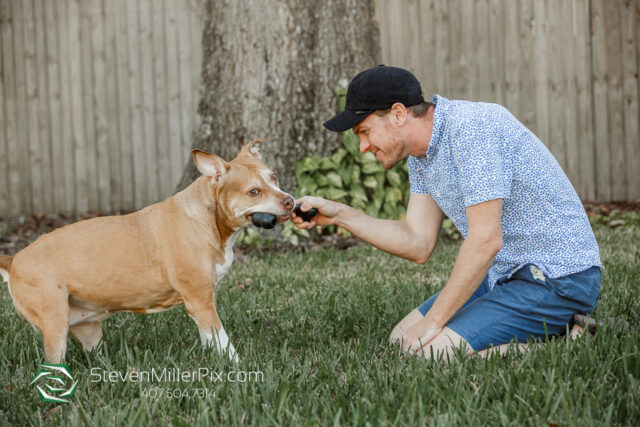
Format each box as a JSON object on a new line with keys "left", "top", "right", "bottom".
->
{"left": 292, "top": 194, "right": 444, "bottom": 264}
{"left": 401, "top": 198, "right": 504, "bottom": 353}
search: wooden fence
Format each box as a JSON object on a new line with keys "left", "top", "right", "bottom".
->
{"left": 0, "top": 0, "right": 203, "bottom": 216}
{"left": 377, "top": 0, "right": 640, "bottom": 203}
{"left": 1, "top": 0, "right": 638, "bottom": 217}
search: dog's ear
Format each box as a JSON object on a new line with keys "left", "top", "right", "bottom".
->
{"left": 192, "top": 149, "right": 229, "bottom": 183}
{"left": 239, "top": 139, "right": 264, "bottom": 160}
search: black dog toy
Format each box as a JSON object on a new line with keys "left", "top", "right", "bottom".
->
{"left": 294, "top": 203, "right": 318, "bottom": 222}
{"left": 251, "top": 213, "right": 277, "bottom": 229}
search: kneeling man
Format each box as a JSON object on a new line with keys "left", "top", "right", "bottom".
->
{"left": 292, "top": 65, "right": 602, "bottom": 360}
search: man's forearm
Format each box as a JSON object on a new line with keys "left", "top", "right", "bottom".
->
{"left": 423, "top": 235, "right": 501, "bottom": 326}
{"left": 332, "top": 203, "right": 435, "bottom": 263}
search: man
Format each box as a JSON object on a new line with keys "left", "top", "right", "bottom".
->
{"left": 292, "top": 65, "right": 602, "bottom": 360}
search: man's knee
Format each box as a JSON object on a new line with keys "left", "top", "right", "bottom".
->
{"left": 389, "top": 309, "right": 424, "bottom": 345}
{"left": 416, "top": 327, "right": 473, "bottom": 361}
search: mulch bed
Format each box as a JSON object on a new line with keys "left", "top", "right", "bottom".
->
{"left": 1, "top": 201, "right": 639, "bottom": 257}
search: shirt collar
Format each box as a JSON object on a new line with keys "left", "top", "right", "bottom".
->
{"left": 425, "top": 94, "right": 449, "bottom": 158}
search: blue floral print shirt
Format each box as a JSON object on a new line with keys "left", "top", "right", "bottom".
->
{"left": 408, "top": 95, "right": 602, "bottom": 289}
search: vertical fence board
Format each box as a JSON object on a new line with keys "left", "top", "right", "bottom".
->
{"left": 34, "top": 0, "right": 53, "bottom": 213}
{"left": 80, "top": 0, "right": 98, "bottom": 211}
{"left": 164, "top": 0, "right": 183, "bottom": 188}
{"left": 504, "top": 0, "right": 519, "bottom": 115}
{"left": 547, "top": 1, "right": 567, "bottom": 171}
{"left": 113, "top": 0, "right": 134, "bottom": 211}
{"left": 3, "top": 0, "right": 21, "bottom": 216}
{"left": 417, "top": 0, "right": 436, "bottom": 95}
{"left": 103, "top": 0, "right": 122, "bottom": 211}
{"left": 56, "top": 0, "right": 77, "bottom": 213}
{"left": 603, "top": 0, "right": 625, "bottom": 200}
{"left": 139, "top": 0, "right": 159, "bottom": 205}
{"left": 23, "top": 0, "right": 45, "bottom": 213}
{"left": 621, "top": 0, "right": 640, "bottom": 201}
{"left": 126, "top": 0, "right": 147, "bottom": 209}
{"left": 590, "top": 0, "right": 611, "bottom": 201}
{"left": 177, "top": 0, "right": 194, "bottom": 172}
{"left": 152, "top": 0, "right": 170, "bottom": 198}
{"left": 44, "top": 0, "right": 65, "bottom": 213}
{"left": 89, "top": 0, "right": 111, "bottom": 212}
{"left": 0, "top": 1, "right": 12, "bottom": 213}
{"left": 575, "top": 0, "right": 596, "bottom": 200}
{"left": 189, "top": 0, "right": 202, "bottom": 153}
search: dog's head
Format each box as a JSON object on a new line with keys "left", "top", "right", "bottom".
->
{"left": 192, "top": 140, "right": 294, "bottom": 229}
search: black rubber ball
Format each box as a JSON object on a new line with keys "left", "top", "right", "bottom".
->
{"left": 252, "top": 213, "right": 277, "bottom": 229}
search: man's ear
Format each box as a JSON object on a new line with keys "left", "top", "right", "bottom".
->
{"left": 192, "top": 149, "right": 229, "bottom": 183}
{"left": 239, "top": 138, "right": 264, "bottom": 159}
{"left": 390, "top": 103, "right": 408, "bottom": 126}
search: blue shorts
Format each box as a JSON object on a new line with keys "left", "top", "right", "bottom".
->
{"left": 416, "top": 264, "right": 601, "bottom": 351}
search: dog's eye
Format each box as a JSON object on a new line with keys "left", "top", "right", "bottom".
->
{"left": 272, "top": 174, "right": 278, "bottom": 183}
{"left": 249, "top": 189, "right": 260, "bottom": 196}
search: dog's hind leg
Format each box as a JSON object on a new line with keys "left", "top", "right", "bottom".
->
{"left": 9, "top": 275, "right": 70, "bottom": 363}
{"left": 70, "top": 322, "right": 103, "bottom": 352}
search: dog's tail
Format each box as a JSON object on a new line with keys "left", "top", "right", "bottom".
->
{"left": 0, "top": 254, "right": 13, "bottom": 284}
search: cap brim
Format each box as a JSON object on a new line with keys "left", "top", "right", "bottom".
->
{"left": 323, "top": 110, "right": 371, "bottom": 132}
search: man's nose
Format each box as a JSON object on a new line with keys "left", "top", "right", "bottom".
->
{"left": 282, "top": 195, "right": 294, "bottom": 210}
{"left": 359, "top": 138, "right": 370, "bottom": 153}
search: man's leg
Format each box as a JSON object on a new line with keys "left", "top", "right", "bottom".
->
{"left": 390, "top": 265, "right": 600, "bottom": 360}
{"left": 390, "top": 276, "right": 490, "bottom": 346}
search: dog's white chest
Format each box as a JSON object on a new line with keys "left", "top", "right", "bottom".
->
{"left": 215, "top": 231, "right": 238, "bottom": 286}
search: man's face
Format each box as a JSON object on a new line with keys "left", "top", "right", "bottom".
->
{"left": 353, "top": 113, "right": 405, "bottom": 169}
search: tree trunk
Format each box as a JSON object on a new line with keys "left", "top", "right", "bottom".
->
{"left": 177, "top": 0, "right": 381, "bottom": 193}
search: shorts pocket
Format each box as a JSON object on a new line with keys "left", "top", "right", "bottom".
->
{"left": 550, "top": 267, "right": 601, "bottom": 311}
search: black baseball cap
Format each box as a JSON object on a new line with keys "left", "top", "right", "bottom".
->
{"left": 323, "top": 65, "right": 426, "bottom": 132}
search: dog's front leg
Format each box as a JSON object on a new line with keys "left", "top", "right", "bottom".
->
{"left": 181, "top": 286, "right": 238, "bottom": 362}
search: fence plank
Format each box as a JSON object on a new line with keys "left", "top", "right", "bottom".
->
{"left": 547, "top": 0, "right": 567, "bottom": 171}
{"left": 113, "top": 0, "right": 134, "bottom": 211}
{"left": 34, "top": 0, "right": 54, "bottom": 213}
{"left": 125, "top": 0, "right": 147, "bottom": 209}
{"left": 622, "top": 0, "right": 640, "bottom": 201}
{"left": 80, "top": 0, "right": 99, "bottom": 211}
{"left": 139, "top": 0, "right": 159, "bottom": 205}
{"left": 3, "top": 1, "right": 21, "bottom": 216}
{"left": 177, "top": 0, "right": 194, "bottom": 173}
{"left": 576, "top": 0, "right": 596, "bottom": 200}
{"left": 103, "top": 0, "right": 122, "bottom": 212}
{"left": 152, "top": 0, "right": 170, "bottom": 198}
{"left": 0, "top": 1, "right": 11, "bottom": 214}
{"left": 504, "top": 0, "right": 519, "bottom": 115}
{"left": 0, "top": 2, "right": 7, "bottom": 212}
{"left": 164, "top": 0, "right": 183, "bottom": 189}
{"left": 590, "top": 0, "right": 611, "bottom": 201}
{"left": 417, "top": 0, "right": 436, "bottom": 96}
{"left": 89, "top": 0, "right": 111, "bottom": 212}
{"left": 603, "top": 0, "right": 625, "bottom": 200}
{"left": 55, "top": 0, "right": 76, "bottom": 213}
{"left": 44, "top": 0, "right": 66, "bottom": 213}
{"left": 23, "top": 0, "right": 45, "bottom": 213}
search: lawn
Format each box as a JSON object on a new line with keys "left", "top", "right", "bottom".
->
{"left": 1, "top": 222, "right": 638, "bottom": 425}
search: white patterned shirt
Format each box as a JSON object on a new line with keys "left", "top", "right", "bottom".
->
{"left": 408, "top": 95, "right": 602, "bottom": 289}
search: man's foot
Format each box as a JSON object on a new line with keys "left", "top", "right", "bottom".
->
{"left": 572, "top": 313, "right": 630, "bottom": 336}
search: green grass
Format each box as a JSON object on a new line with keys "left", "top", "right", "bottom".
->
{"left": 1, "top": 224, "right": 639, "bottom": 425}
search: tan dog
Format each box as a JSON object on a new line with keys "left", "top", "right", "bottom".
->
{"left": 0, "top": 140, "right": 293, "bottom": 363}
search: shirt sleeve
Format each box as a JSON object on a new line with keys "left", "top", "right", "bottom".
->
{"left": 450, "top": 112, "right": 513, "bottom": 207}
{"left": 407, "top": 155, "right": 429, "bottom": 194}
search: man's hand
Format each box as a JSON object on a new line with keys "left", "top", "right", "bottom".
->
{"left": 291, "top": 196, "right": 342, "bottom": 229}
{"left": 400, "top": 317, "right": 443, "bottom": 354}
